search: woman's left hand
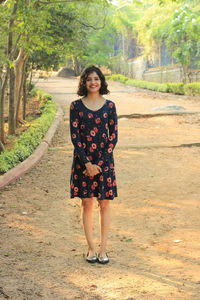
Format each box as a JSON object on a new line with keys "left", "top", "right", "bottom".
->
{"left": 83, "top": 169, "right": 89, "bottom": 176}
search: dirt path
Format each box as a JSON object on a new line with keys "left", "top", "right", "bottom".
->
{"left": 0, "top": 77, "right": 200, "bottom": 300}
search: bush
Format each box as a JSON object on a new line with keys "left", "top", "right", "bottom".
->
{"left": 0, "top": 90, "right": 57, "bottom": 174}
{"left": 184, "top": 82, "right": 200, "bottom": 96}
{"left": 106, "top": 74, "right": 200, "bottom": 95}
{"left": 166, "top": 83, "right": 185, "bottom": 94}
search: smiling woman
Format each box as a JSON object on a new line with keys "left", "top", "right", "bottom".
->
{"left": 69, "top": 65, "right": 118, "bottom": 264}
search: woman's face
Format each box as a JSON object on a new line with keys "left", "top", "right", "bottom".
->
{"left": 85, "top": 71, "right": 101, "bottom": 94}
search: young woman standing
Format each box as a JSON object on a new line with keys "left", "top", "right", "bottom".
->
{"left": 69, "top": 65, "right": 118, "bottom": 264}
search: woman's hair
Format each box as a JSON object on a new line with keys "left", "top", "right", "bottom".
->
{"left": 77, "top": 65, "right": 110, "bottom": 96}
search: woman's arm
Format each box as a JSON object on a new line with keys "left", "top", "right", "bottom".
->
{"left": 70, "top": 102, "right": 91, "bottom": 166}
{"left": 95, "top": 102, "right": 118, "bottom": 166}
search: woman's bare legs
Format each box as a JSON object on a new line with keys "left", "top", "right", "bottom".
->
{"left": 81, "top": 197, "right": 96, "bottom": 256}
{"left": 98, "top": 199, "right": 110, "bottom": 257}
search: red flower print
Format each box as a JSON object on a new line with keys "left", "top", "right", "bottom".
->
{"left": 78, "top": 142, "right": 82, "bottom": 147}
{"left": 91, "top": 185, "right": 95, "bottom": 190}
{"left": 70, "top": 183, "right": 74, "bottom": 189}
{"left": 112, "top": 133, "right": 116, "bottom": 139}
{"left": 88, "top": 113, "right": 93, "bottom": 118}
{"left": 92, "top": 143, "right": 97, "bottom": 149}
{"left": 98, "top": 151, "right": 102, "bottom": 158}
{"left": 83, "top": 143, "right": 86, "bottom": 148}
{"left": 113, "top": 180, "right": 116, "bottom": 186}
{"left": 105, "top": 123, "right": 108, "bottom": 129}
{"left": 89, "top": 176, "right": 94, "bottom": 180}
{"left": 103, "top": 112, "right": 108, "bottom": 118}
{"left": 109, "top": 119, "right": 114, "bottom": 125}
{"left": 74, "top": 174, "right": 78, "bottom": 180}
{"left": 80, "top": 124, "right": 85, "bottom": 129}
{"left": 106, "top": 192, "right": 109, "bottom": 197}
{"left": 95, "top": 118, "right": 101, "bottom": 124}
{"left": 98, "top": 160, "right": 103, "bottom": 166}
{"left": 115, "top": 125, "right": 118, "bottom": 130}
{"left": 90, "top": 130, "right": 96, "bottom": 136}
{"left": 100, "top": 175, "right": 103, "bottom": 181}
{"left": 93, "top": 181, "right": 98, "bottom": 187}
{"left": 76, "top": 164, "right": 81, "bottom": 169}
{"left": 87, "top": 136, "right": 92, "bottom": 142}
{"left": 89, "top": 147, "right": 94, "bottom": 153}
{"left": 82, "top": 182, "right": 87, "bottom": 187}
{"left": 108, "top": 183, "right": 112, "bottom": 188}
{"left": 109, "top": 102, "right": 113, "bottom": 108}
{"left": 83, "top": 190, "right": 87, "bottom": 195}
{"left": 108, "top": 147, "right": 112, "bottom": 153}
{"left": 107, "top": 177, "right": 111, "bottom": 183}
{"left": 93, "top": 127, "right": 98, "bottom": 133}
{"left": 109, "top": 190, "right": 113, "bottom": 195}
{"left": 74, "top": 187, "right": 79, "bottom": 192}
{"left": 72, "top": 121, "right": 78, "bottom": 127}
{"left": 102, "top": 133, "right": 107, "bottom": 138}
{"left": 110, "top": 163, "right": 114, "bottom": 169}
{"left": 72, "top": 133, "right": 76, "bottom": 139}
{"left": 104, "top": 166, "right": 109, "bottom": 172}
{"left": 109, "top": 143, "right": 114, "bottom": 148}
{"left": 88, "top": 155, "right": 93, "bottom": 160}
{"left": 98, "top": 193, "right": 101, "bottom": 198}
{"left": 79, "top": 111, "right": 83, "bottom": 117}
{"left": 100, "top": 142, "right": 104, "bottom": 148}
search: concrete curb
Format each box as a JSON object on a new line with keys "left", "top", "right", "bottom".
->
{"left": 0, "top": 102, "right": 64, "bottom": 190}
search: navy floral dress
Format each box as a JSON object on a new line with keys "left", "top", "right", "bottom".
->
{"left": 69, "top": 99, "right": 118, "bottom": 200}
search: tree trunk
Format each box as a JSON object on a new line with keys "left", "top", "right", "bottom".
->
{"left": 0, "top": 69, "right": 9, "bottom": 145}
{"left": 7, "top": 1, "right": 18, "bottom": 135}
{"left": 8, "top": 66, "right": 15, "bottom": 135}
{"left": 14, "top": 48, "right": 27, "bottom": 127}
{"left": 22, "top": 65, "right": 28, "bottom": 120}
{"left": 181, "top": 64, "right": 190, "bottom": 84}
{"left": 72, "top": 56, "right": 82, "bottom": 75}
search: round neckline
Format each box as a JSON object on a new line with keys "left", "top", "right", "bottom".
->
{"left": 80, "top": 99, "right": 107, "bottom": 112}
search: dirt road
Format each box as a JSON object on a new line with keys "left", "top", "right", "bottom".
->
{"left": 0, "top": 77, "right": 200, "bottom": 300}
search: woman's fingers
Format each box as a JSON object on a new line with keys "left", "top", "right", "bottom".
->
{"left": 83, "top": 164, "right": 102, "bottom": 177}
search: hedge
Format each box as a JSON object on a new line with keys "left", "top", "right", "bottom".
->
{"left": 0, "top": 90, "right": 57, "bottom": 174}
{"left": 106, "top": 74, "right": 200, "bottom": 96}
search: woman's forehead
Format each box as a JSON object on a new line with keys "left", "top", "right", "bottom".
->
{"left": 87, "top": 71, "right": 99, "bottom": 78}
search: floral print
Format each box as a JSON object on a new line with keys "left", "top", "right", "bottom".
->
{"left": 69, "top": 99, "right": 118, "bottom": 200}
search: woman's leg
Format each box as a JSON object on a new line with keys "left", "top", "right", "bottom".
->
{"left": 98, "top": 199, "right": 110, "bottom": 256}
{"left": 81, "top": 197, "right": 96, "bottom": 256}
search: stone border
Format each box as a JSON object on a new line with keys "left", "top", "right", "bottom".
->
{"left": 0, "top": 101, "right": 63, "bottom": 190}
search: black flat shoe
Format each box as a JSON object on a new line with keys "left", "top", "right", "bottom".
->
{"left": 86, "top": 252, "right": 98, "bottom": 263}
{"left": 97, "top": 253, "right": 109, "bottom": 264}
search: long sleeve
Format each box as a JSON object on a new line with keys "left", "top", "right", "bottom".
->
{"left": 95, "top": 102, "right": 118, "bottom": 166}
{"left": 70, "top": 102, "right": 90, "bottom": 165}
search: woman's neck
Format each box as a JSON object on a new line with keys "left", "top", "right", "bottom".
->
{"left": 84, "top": 92, "right": 104, "bottom": 102}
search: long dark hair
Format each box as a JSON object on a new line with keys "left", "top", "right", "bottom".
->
{"left": 77, "top": 65, "right": 110, "bottom": 97}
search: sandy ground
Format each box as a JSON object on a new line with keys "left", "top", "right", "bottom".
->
{"left": 0, "top": 77, "right": 200, "bottom": 300}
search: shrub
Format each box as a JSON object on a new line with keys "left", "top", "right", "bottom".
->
{"left": 106, "top": 74, "right": 200, "bottom": 95}
{"left": 0, "top": 91, "right": 57, "bottom": 174}
{"left": 166, "top": 83, "right": 185, "bottom": 94}
{"left": 184, "top": 82, "right": 200, "bottom": 96}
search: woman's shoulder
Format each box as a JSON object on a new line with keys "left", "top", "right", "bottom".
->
{"left": 106, "top": 99, "right": 117, "bottom": 109}
{"left": 70, "top": 99, "right": 82, "bottom": 109}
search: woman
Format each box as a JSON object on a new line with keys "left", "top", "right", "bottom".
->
{"left": 69, "top": 65, "right": 118, "bottom": 264}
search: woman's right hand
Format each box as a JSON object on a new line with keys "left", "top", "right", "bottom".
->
{"left": 84, "top": 162, "right": 102, "bottom": 177}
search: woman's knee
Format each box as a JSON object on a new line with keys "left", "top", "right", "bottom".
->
{"left": 98, "top": 199, "right": 110, "bottom": 211}
{"left": 81, "top": 198, "right": 94, "bottom": 211}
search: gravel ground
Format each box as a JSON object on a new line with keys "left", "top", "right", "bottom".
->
{"left": 0, "top": 77, "right": 200, "bottom": 300}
